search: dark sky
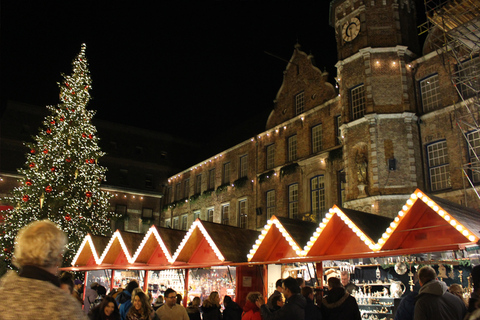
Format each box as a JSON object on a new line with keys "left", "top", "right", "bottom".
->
{"left": 1, "top": 1, "right": 337, "bottom": 143}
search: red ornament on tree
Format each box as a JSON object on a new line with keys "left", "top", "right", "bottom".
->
{"left": 30, "top": 149, "right": 35, "bottom": 154}
{"left": 51, "top": 167, "right": 56, "bottom": 172}
{"left": 29, "top": 163, "right": 35, "bottom": 168}
{"left": 65, "top": 214, "right": 71, "bottom": 222}
{"left": 43, "top": 149, "right": 48, "bottom": 154}
{"left": 89, "top": 134, "right": 93, "bottom": 139}
{"left": 82, "top": 133, "right": 87, "bottom": 138}
{"left": 86, "top": 191, "right": 92, "bottom": 198}
{"left": 25, "top": 179, "right": 33, "bottom": 186}
{"left": 66, "top": 158, "right": 71, "bottom": 163}
{"left": 46, "top": 128, "right": 52, "bottom": 134}
{"left": 22, "top": 195, "right": 29, "bottom": 202}
{"left": 89, "top": 159, "right": 95, "bottom": 164}
{"left": 60, "top": 117, "right": 65, "bottom": 122}
{"left": 50, "top": 120, "right": 55, "bottom": 125}
{"left": 45, "top": 186, "right": 53, "bottom": 193}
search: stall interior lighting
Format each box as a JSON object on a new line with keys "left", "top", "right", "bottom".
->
{"left": 247, "top": 216, "right": 303, "bottom": 261}
{"left": 378, "top": 190, "right": 479, "bottom": 248}
{"left": 303, "top": 206, "right": 379, "bottom": 254}
{"left": 71, "top": 234, "right": 101, "bottom": 266}
{"left": 131, "top": 226, "right": 174, "bottom": 264}
{"left": 99, "top": 230, "right": 135, "bottom": 264}
{"left": 171, "top": 220, "right": 225, "bottom": 262}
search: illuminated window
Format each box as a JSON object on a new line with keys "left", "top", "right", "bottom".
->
{"left": 207, "top": 208, "right": 214, "bottom": 222}
{"left": 222, "top": 162, "right": 230, "bottom": 184}
{"left": 420, "top": 74, "right": 441, "bottom": 112}
{"left": 173, "top": 217, "right": 179, "bottom": 229}
{"left": 165, "top": 219, "right": 171, "bottom": 228}
{"left": 266, "top": 190, "right": 275, "bottom": 219}
{"left": 311, "top": 175, "right": 325, "bottom": 219}
{"left": 295, "top": 91, "right": 305, "bottom": 115}
{"left": 287, "top": 135, "right": 297, "bottom": 162}
{"left": 288, "top": 183, "right": 299, "bottom": 219}
{"left": 312, "top": 124, "right": 323, "bottom": 153}
{"left": 238, "top": 199, "right": 247, "bottom": 228}
{"left": 221, "top": 204, "right": 230, "bottom": 225}
{"left": 195, "top": 174, "right": 202, "bottom": 194}
{"left": 467, "top": 130, "right": 480, "bottom": 183}
{"left": 181, "top": 214, "right": 188, "bottom": 231}
{"left": 351, "top": 84, "right": 365, "bottom": 120}
{"left": 208, "top": 168, "right": 216, "bottom": 190}
{"left": 427, "top": 140, "right": 451, "bottom": 191}
{"left": 266, "top": 144, "right": 275, "bottom": 170}
{"left": 193, "top": 210, "right": 201, "bottom": 221}
{"left": 239, "top": 155, "right": 248, "bottom": 178}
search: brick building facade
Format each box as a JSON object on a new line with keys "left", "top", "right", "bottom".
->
{"left": 162, "top": 0, "right": 480, "bottom": 231}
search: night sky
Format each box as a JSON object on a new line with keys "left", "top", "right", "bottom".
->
{"left": 1, "top": 1, "right": 339, "bottom": 144}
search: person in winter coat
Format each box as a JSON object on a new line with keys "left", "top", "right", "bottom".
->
{"left": 242, "top": 292, "right": 263, "bottom": 320}
{"left": 89, "top": 296, "right": 121, "bottom": 320}
{"left": 126, "top": 291, "right": 158, "bottom": 320}
{"left": 320, "top": 277, "right": 360, "bottom": 320}
{"left": 223, "top": 295, "right": 242, "bottom": 320}
{"left": 120, "top": 288, "right": 144, "bottom": 320}
{"left": 269, "top": 295, "right": 284, "bottom": 312}
{"left": 117, "top": 281, "right": 140, "bottom": 306}
{"left": 186, "top": 297, "right": 202, "bottom": 320}
{"left": 0, "top": 220, "right": 87, "bottom": 320}
{"left": 414, "top": 266, "right": 466, "bottom": 320}
{"left": 394, "top": 282, "right": 420, "bottom": 320}
{"left": 259, "top": 276, "right": 306, "bottom": 320}
{"left": 201, "top": 291, "right": 223, "bottom": 320}
{"left": 266, "top": 279, "right": 283, "bottom": 311}
{"left": 301, "top": 286, "right": 321, "bottom": 320}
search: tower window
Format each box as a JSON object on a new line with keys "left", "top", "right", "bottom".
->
{"left": 287, "top": 135, "right": 297, "bottom": 162}
{"left": 295, "top": 92, "right": 305, "bottom": 115}
{"left": 427, "top": 140, "right": 451, "bottom": 191}
{"left": 266, "top": 144, "right": 275, "bottom": 170}
{"left": 288, "top": 183, "right": 299, "bottom": 219}
{"left": 312, "top": 124, "right": 323, "bottom": 153}
{"left": 420, "top": 74, "right": 441, "bottom": 112}
{"left": 350, "top": 84, "right": 366, "bottom": 120}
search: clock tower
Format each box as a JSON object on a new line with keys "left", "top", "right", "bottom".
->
{"left": 330, "top": 0, "right": 424, "bottom": 217}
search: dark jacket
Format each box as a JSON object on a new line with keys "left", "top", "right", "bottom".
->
{"left": 260, "top": 293, "right": 306, "bottom": 320}
{"left": 116, "top": 290, "right": 132, "bottom": 306}
{"left": 394, "top": 291, "right": 418, "bottom": 320}
{"left": 267, "top": 290, "right": 282, "bottom": 311}
{"left": 201, "top": 305, "right": 222, "bottom": 320}
{"left": 304, "top": 297, "right": 322, "bottom": 320}
{"left": 89, "top": 305, "right": 121, "bottom": 320}
{"left": 186, "top": 306, "right": 201, "bottom": 320}
{"left": 223, "top": 301, "right": 242, "bottom": 320}
{"left": 320, "top": 287, "right": 360, "bottom": 320}
{"left": 414, "top": 280, "right": 466, "bottom": 320}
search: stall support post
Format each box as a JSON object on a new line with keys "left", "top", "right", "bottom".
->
{"left": 316, "top": 262, "right": 323, "bottom": 288}
{"left": 263, "top": 264, "right": 268, "bottom": 303}
{"left": 143, "top": 270, "right": 149, "bottom": 294}
{"left": 184, "top": 269, "right": 189, "bottom": 307}
{"left": 110, "top": 270, "right": 115, "bottom": 290}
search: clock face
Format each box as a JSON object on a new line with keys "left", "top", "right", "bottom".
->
{"left": 342, "top": 17, "right": 361, "bottom": 42}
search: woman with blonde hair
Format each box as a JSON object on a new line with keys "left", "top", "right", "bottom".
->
{"left": 126, "top": 291, "right": 157, "bottom": 320}
{"left": 242, "top": 292, "right": 263, "bottom": 320}
{"left": 201, "top": 291, "right": 222, "bottom": 320}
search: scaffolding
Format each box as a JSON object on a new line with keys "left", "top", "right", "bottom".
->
{"left": 421, "top": 0, "right": 480, "bottom": 204}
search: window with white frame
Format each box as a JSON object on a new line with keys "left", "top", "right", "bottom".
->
{"left": 468, "top": 130, "right": 480, "bottom": 183}
{"left": 311, "top": 175, "right": 325, "bottom": 219}
{"left": 266, "top": 190, "right": 275, "bottom": 219}
{"left": 184, "top": 179, "right": 190, "bottom": 199}
{"left": 181, "top": 214, "right": 188, "bottom": 231}
{"left": 288, "top": 183, "right": 299, "bottom": 219}
{"left": 295, "top": 92, "right": 305, "bottom": 115}
{"left": 238, "top": 199, "right": 247, "bottom": 228}
{"left": 195, "top": 174, "right": 202, "bottom": 194}
{"left": 208, "top": 168, "right": 216, "bottom": 190}
{"left": 266, "top": 144, "right": 275, "bottom": 170}
{"left": 427, "top": 140, "right": 451, "bottom": 191}
{"left": 312, "top": 124, "right": 323, "bottom": 153}
{"left": 222, "top": 162, "right": 230, "bottom": 184}
{"left": 335, "top": 115, "right": 342, "bottom": 145}
{"left": 351, "top": 84, "right": 366, "bottom": 120}
{"left": 288, "top": 135, "right": 297, "bottom": 162}
{"left": 173, "top": 217, "right": 179, "bottom": 229}
{"left": 221, "top": 204, "right": 230, "bottom": 225}
{"left": 458, "top": 57, "right": 480, "bottom": 98}
{"left": 420, "top": 74, "right": 441, "bottom": 112}
{"left": 207, "top": 208, "right": 214, "bottom": 222}
{"left": 165, "top": 219, "right": 171, "bottom": 228}
{"left": 239, "top": 155, "right": 248, "bottom": 178}
{"left": 193, "top": 210, "right": 201, "bottom": 221}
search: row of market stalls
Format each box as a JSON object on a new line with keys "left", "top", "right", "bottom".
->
{"left": 64, "top": 189, "right": 480, "bottom": 317}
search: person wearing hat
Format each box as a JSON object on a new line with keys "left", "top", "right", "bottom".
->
{"left": 74, "top": 279, "right": 84, "bottom": 305}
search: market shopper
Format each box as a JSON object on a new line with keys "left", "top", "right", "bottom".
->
{"left": 223, "top": 295, "right": 242, "bottom": 320}
{"left": 156, "top": 288, "right": 189, "bottom": 320}
{"left": 153, "top": 296, "right": 164, "bottom": 311}
{"left": 126, "top": 291, "right": 157, "bottom": 320}
{"left": 186, "top": 297, "right": 201, "bottom": 320}
{"left": 0, "top": 219, "right": 87, "bottom": 320}
{"left": 242, "top": 292, "right": 263, "bottom": 320}
{"left": 86, "top": 282, "right": 100, "bottom": 314}
{"left": 340, "top": 271, "right": 357, "bottom": 294}
{"left": 468, "top": 265, "right": 480, "bottom": 314}
{"left": 414, "top": 265, "right": 466, "bottom": 320}
{"left": 259, "top": 276, "right": 306, "bottom": 320}
{"left": 267, "top": 279, "right": 283, "bottom": 311}
{"left": 120, "top": 288, "right": 144, "bottom": 320}
{"left": 394, "top": 281, "right": 420, "bottom": 320}
{"left": 201, "top": 291, "right": 223, "bottom": 320}
{"left": 89, "top": 295, "right": 120, "bottom": 320}
{"left": 320, "top": 277, "right": 360, "bottom": 320}
{"left": 301, "top": 286, "right": 322, "bottom": 320}
{"left": 117, "top": 280, "right": 140, "bottom": 306}
{"left": 269, "top": 294, "right": 284, "bottom": 312}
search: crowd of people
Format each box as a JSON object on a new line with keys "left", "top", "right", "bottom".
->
{"left": 1, "top": 220, "right": 480, "bottom": 320}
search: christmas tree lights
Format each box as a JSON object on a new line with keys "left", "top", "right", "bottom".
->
{"left": 1, "top": 44, "right": 119, "bottom": 269}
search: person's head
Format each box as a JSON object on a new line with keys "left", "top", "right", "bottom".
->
{"left": 223, "top": 295, "right": 232, "bottom": 306}
{"left": 340, "top": 271, "right": 350, "bottom": 286}
{"left": 449, "top": 283, "right": 464, "bottom": 299}
{"left": 296, "top": 277, "right": 305, "bottom": 288}
{"left": 282, "top": 277, "right": 300, "bottom": 299}
{"left": 164, "top": 288, "right": 177, "bottom": 307}
{"left": 327, "top": 277, "right": 342, "bottom": 290}
{"left": 97, "top": 285, "right": 107, "bottom": 297}
{"left": 191, "top": 296, "right": 201, "bottom": 307}
{"left": 271, "top": 293, "right": 285, "bottom": 308}
{"left": 418, "top": 266, "right": 436, "bottom": 286}
{"left": 176, "top": 293, "right": 182, "bottom": 305}
{"left": 208, "top": 291, "right": 220, "bottom": 306}
{"left": 74, "top": 279, "right": 83, "bottom": 290}
{"left": 126, "top": 280, "right": 139, "bottom": 293}
{"left": 275, "top": 279, "right": 284, "bottom": 292}
{"left": 131, "top": 291, "right": 151, "bottom": 316}
{"left": 131, "top": 287, "right": 143, "bottom": 303}
{"left": 59, "top": 271, "right": 74, "bottom": 294}
{"left": 155, "top": 296, "right": 164, "bottom": 305}
{"left": 472, "top": 265, "right": 480, "bottom": 291}
{"left": 99, "top": 296, "right": 119, "bottom": 318}
{"left": 246, "top": 291, "right": 263, "bottom": 304}
{"left": 301, "top": 286, "right": 314, "bottom": 300}
{"left": 13, "top": 220, "right": 67, "bottom": 272}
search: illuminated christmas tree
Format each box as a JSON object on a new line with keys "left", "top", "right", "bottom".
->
{"left": 1, "top": 44, "right": 118, "bottom": 268}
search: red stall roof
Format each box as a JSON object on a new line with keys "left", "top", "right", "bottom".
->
{"left": 71, "top": 234, "right": 110, "bottom": 267}
{"left": 98, "top": 230, "right": 145, "bottom": 267}
{"left": 247, "top": 216, "right": 317, "bottom": 263}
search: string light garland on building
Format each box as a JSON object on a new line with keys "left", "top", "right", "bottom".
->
{"left": 0, "top": 43, "right": 119, "bottom": 268}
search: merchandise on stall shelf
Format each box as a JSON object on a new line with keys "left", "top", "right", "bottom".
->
{"left": 147, "top": 269, "right": 185, "bottom": 301}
